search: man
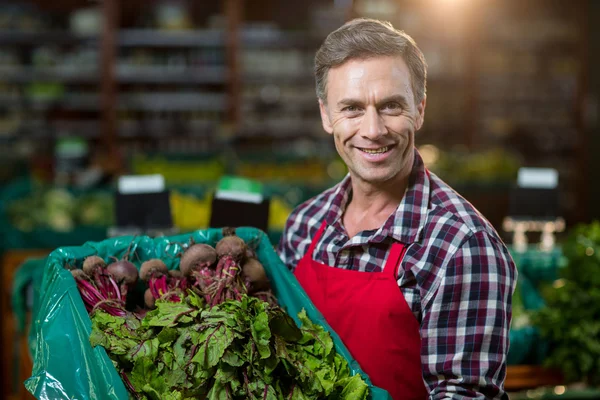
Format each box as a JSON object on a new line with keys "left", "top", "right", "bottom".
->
{"left": 278, "top": 18, "right": 517, "bottom": 399}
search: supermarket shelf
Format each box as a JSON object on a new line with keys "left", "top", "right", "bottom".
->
{"left": 0, "top": 131, "right": 49, "bottom": 142}
{"left": 0, "top": 29, "right": 226, "bottom": 47}
{"left": 35, "top": 93, "right": 99, "bottom": 111}
{"left": 119, "top": 92, "right": 227, "bottom": 111}
{"left": 0, "top": 30, "right": 98, "bottom": 45}
{"left": 0, "top": 92, "right": 227, "bottom": 111}
{"left": 120, "top": 119, "right": 218, "bottom": 137}
{"left": 482, "top": 35, "right": 580, "bottom": 50}
{"left": 0, "top": 94, "right": 97, "bottom": 110}
{"left": 241, "top": 30, "right": 324, "bottom": 48}
{"left": 236, "top": 123, "right": 324, "bottom": 139}
{"left": 243, "top": 72, "right": 314, "bottom": 85}
{"left": 116, "top": 66, "right": 227, "bottom": 84}
{"left": 0, "top": 94, "right": 21, "bottom": 105}
{"left": 0, "top": 134, "right": 18, "bottom": 143}
{"left": 0, "top": 66, "right": 227, "bottom": 84}
{"left": 0, "top": 118, "right": 220, "bottom": 140}
{"left": 0, "top": 66, "right": 99, "bottom": 83}
{"left": 118, "top": 29, "right": 225, "bottom": 47}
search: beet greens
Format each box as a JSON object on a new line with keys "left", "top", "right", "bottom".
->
{"left": 90, "top": 294, "right": 368, "bottom": 400}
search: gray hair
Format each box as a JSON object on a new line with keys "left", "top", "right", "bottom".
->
{"left": 315, "top": 18, "right": 428, "bottom": 105}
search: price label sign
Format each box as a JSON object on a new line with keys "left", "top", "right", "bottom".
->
{"left": 210, "top": 176, "right": 269, "bottom": 232}
{"left": 509, "top": 168, "right": 560, "bottom": 220}
{"left": 114, "top": 174, "right": 172, "bottom": 230}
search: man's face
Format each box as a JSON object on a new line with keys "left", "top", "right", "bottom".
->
{"left": 320, "top": 56, "right": 426, "bottom": 185}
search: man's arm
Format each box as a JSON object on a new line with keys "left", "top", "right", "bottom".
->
{"left": 277, "top": 202, "right": 319, "bottom": 271}
{"left": 421, "top": 230, "right": 517, "bottom": 399}
{"left": 277, "top": 216, "right": 303, "bottom": 271}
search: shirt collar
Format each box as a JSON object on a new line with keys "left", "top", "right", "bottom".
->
{"left": 324, "top": 148, "right": 430, "bottom": 244}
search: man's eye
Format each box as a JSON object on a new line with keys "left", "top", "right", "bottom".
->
{"left": 382, "top": 102, "right": 401, "bottom": 111}
{"left": 342, "top": 106, "right": 359, "bottom": 112}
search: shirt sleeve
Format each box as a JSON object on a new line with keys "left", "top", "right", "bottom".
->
{"left": 421, "top": 230, "right": 517, "bottom": 400}
{"left": 276, "top": 208, "right": 305, "bottom": 272}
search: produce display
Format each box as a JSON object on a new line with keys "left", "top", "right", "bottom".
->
{"left": 170, "top": 190, "right": 212, "bottom": 231}
{"left": 421, "top": 146, "right": 521, "bottom": 186}
{"left": 170, "top": 190, "right": 294, "bottom": 233}
{"left": 268, "top": 196, "right": 294, "bottom": 232}
{"left": 132, "top": 155, "right": 225, "bottom": 185}
{"left": 532, "top": 222, "right": 600, "bottom": 386}
{"left": 67, "top": 229, "right": 368, "bottom": 400}
{"left": 235, "top": 158, "right": 347, "bottom": 186}
{"left": 7, "top": 188, "right": 114, "bottom": 232}
{"left": 5, "top": 186, "right": 294, "bottom": 235}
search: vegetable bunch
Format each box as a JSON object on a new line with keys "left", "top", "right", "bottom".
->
{"left": 68, "top": 229, "right": 369, "bottom": 400}
{"left": 69, "top": 255, "right": 138, "bottom": 317}
{"left": 91, "top": 294, "right": 368, "bottom": 400}
{"left": 532, "top": 221, "right": 600, "bottom": 385}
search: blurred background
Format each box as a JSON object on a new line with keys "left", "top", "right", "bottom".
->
{"left": 1, "top": 0, "right": 599, "bottom": 399}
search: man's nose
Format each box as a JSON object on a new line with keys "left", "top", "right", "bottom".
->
{"left": 360, "top": 107, "right": 387, "bottom": 140}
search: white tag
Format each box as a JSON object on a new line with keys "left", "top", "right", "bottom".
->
{"left": 215, "top": 190, "right": 263, "bottom": 204}
{"left": 118, "top": 174, "right": 165, "bottom": 194}
{"left": 517, "top": 168, "right": 558, "bottom": 189}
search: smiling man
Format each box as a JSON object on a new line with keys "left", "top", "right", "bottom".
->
{"left": 278, "top": 19, "right": 517, "bottom": 399}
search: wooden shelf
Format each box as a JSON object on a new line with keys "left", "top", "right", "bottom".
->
{"left": 0, "top": 67, "right": 99, "bottom": 84}
{"left": 1, "top": 92, "right": 227, "bottom": 112}
{"left": 505, "top": 365, "right": 564, "bottom": 392}
{"left": 119, "top": 92, "right": 227, "bottom": 111}
{"left": 118, "top": 29, "right": 225, "bottom": 47}
{"left": 116, "top": 66, "right": 227, "bottom": 84}
{"left": 0, "top": 31, "right": 98, "bottom": 45}
{"left": 243, "top": 72, "right": 314, "bottom": 85}
{"left": 241, "top": 30, "right": 324, "bottom": 49}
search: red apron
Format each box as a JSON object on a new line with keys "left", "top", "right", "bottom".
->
{"left": 294, "top": 221, "right": 427, "bottom": 400}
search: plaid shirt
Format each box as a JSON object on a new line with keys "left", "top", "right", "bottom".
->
{"left": 278, "top": 149, "right": 517, "bottom": 400}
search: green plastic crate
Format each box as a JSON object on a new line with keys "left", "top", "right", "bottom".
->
{"left": 26, "top": 227, "right": 392, "bottom": 400}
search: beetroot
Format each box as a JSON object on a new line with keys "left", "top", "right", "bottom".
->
{"left": 179, "top": 244, "right": 217, "bottom": 277}
{"left": 71, "top": 268, "right": 88, "bottom": 281}
{"left": 141, "top": 259, "right": 187, "bottom": 304}
{"left": 144, "top": 288, "right": 156, "bottom": 309}
{"left": 72, "top": 233, "right": 279, "bottom": 316}
{"left": 180, "top": 234, "right": 277, "bottom": 307}
{"left": 242, "top": 258, "right": 269, "bottom": 293}
{"left": 82, "top": 256, "right": 106, "bottom": 275}
{"left": 71, "top": 265, "right": 128, "bottom": 317}
{"left": 107, "top": 260, "right": 138, "bottom": 286}
{"left": 215, "top": 235, "right": 247, "bottom": 261}
{"left": 168, "top": 269, "right": 183, "bottom": 278}
{"left": 245, "top": 247, "right": 257, "bottom": 260}
{"left": 203, "top": 255, "right": 248, "bottom": 307}
{"left": 140, "top": 259, "right": 168, "bottom": 281}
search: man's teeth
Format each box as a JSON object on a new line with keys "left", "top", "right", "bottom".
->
{"left": 360, "top": 146, "right": 389, "bottom": 154}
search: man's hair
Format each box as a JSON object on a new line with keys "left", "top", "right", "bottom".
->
{"left": 315, "top": 18, "right": 428, "bottom": 105}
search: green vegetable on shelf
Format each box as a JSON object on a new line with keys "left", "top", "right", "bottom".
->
{"left": 7, "top": 188, "right": 114, "bottom": 232}
{"left": 532, "top": 221, "right": 600, "bottom": 385}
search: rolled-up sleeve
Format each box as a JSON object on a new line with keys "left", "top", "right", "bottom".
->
{"left": 277, "top": 212, "right": 304, "bottom": 272}
{"left": 421, "top": 230, "right": 517, "bottom": 399}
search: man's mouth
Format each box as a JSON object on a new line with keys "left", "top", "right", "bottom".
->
{"left": 357, "top": 146, "right": 391, "bottom": 154}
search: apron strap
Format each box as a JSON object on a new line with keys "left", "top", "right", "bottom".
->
{"left": 383, "top": 242, "right": 408, "bottom": 278}
{"left": 308, "top": 220, "right": 408, "bottom": 278}
{"left": 306, "top": 221, "right": 328, "bottom": 260}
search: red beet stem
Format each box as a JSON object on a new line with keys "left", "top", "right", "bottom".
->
{"left": 107, "top": 275, "right": 122, "bottom": 301}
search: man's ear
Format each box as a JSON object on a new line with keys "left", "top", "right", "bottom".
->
{"left": 319, "top": 99, "right": 333, "bottom": 134}
{"left": 415, "top": 95, "right": 426, "bottom": 130}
